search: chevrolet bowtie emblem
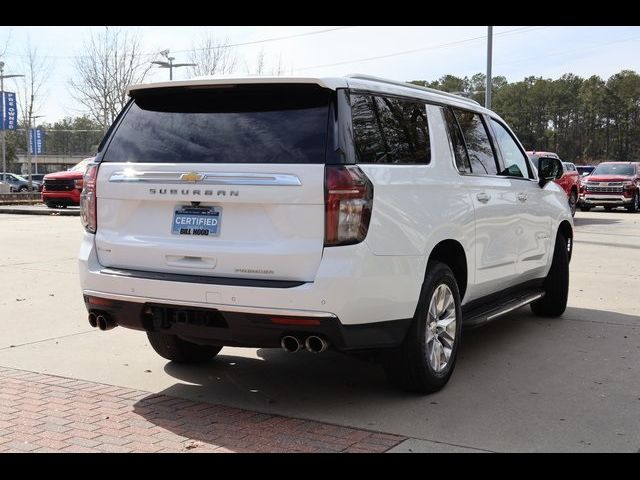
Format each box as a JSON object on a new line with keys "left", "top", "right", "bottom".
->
{"left": 180, "top": 172, "right": 203, "bottom": 182}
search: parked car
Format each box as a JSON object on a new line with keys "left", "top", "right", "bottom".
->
{"left": 576, "top": 165, "right": 595, "bottom": 177}
{"left": 29, "top": 174, "right": 45, "bottom": 191}
{"left": 0, "top": 173, "right": 39, "bottom": 192}
{"left": 41, "top": 158, "right": 93, "bottom": 208}
{"left": 526, "top": 152, "right": 581, "bottom": 216}
{"left": 78, "top": 74, "right": 573, "bottom": 393}
{"left": 579, "top": 161, "right": 640, "bottom": 212}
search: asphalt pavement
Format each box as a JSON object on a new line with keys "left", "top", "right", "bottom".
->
{"left": 0, "top": 209, "right": 638, "bottom": 452}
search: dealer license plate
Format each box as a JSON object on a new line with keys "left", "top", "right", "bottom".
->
{"left": 171, "top": 206, "right": 221, "bottom": 237}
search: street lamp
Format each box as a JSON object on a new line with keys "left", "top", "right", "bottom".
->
{"left": 151, "top": 49, "right": 196, "bottom": 81}
{"left": 0, "top": 61, "right": 24, "bottom": 183}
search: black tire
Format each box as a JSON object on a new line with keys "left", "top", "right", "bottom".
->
{"left": 382, "top": 261, "right": 463, "bottom": 394}
{"left": 568, "top": 190, "right": 578, "bottom": 217}
{"left": 530, "top": 233, "right": 569, "bottom": 318}
{"left": 580, "top": 206, "right": 591, "bottom": 212}
{"left": 604, "top": 206, "right": 613, "bottom": 211}
{"left": 147, "top": 332, "right": 222, "bottom": 363}
{"left": 18, "top": 186, "right": 28, "bottom": 192}
{"left": 626, "top": 190, "right": 639, "bottom": 213}
{"left": 45, "top": 202, "right": 57, "bottom": 209}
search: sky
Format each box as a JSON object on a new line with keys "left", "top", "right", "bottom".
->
{"left": 1, "top": 25, "right": 640, "bottom": 123}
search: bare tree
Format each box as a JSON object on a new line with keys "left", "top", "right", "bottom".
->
{"left": 17, "top": 39, "right": 53, "bottom": 183}
{"left": 70, "top": 27, "right": 151, "bottom": 130}
{"left": 187, "top": 35, "right": 238, "bottom": 77}
{"left": 18, "top": 39, "right": 53, "bottom": 126}
{"left": 243, "top": 50, "right": 289, "bottom": 76}
{"left": 244, "top": 49, "right": 266, "bottom": 76}
{"left": 0, "top": 30, "right": 10, "bottom": 59}
{"left": 271, "top": 53, "right": 284, "bottom": 76}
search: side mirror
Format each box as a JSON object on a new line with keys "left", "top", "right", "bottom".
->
{"left": 537, "top": 157, "right": 563, "bottom": 187}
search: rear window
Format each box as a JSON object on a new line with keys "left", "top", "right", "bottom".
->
{"left": 101, "top": 84, "right": 331, "bottom": 164}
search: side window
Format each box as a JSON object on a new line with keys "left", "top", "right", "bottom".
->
{"left": 442, "top": 107, "right": 471, "bottom": 174}
{"left": 351, "top": 94, "right": 385, "bottom": 164}
{"left": 452, "top": 109, "right": 498, "bottom": 176}
{"left": 351, "top": 93, "right": 430, "bottom": 164}
{"left": 489, "top": 118, "right": 532, "bottom": 179}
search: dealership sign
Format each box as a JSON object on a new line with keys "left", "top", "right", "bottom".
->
{"left": 0, "top": 92, "right": 18, "bottom": 130}
{"left": 29, "top": 128, "right": 44, "bottom": 154}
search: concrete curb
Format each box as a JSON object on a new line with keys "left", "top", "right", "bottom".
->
{"left": 0, "top": 206, "right": 80, "bottom": 216}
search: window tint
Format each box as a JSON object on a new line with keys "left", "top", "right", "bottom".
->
{"left": 592, "top": 164, "right": 636, "bottom": 176}
{"left": 351, "top": 93, "right": 430, "bottom": 164}
{"left": 351, "top": 95, "right": 386, "bottom": 164}
{"left": 452, "top": 110, "right": 498, "bottom": 175}
{"left": 442, "top": 107, "right": 471, "bottom": 173}
{"left": 489, "top": 118, "right": 532, "bottom": 179}
{"left": 102, "top": 85, "right": 330, "bottom": 164}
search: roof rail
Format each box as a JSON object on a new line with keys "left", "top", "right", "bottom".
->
{"left": 346, "top": 74, "right": 482, "bottom": 107}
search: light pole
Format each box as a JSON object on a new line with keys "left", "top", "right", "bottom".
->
{"left": 0, "top": 61, "right": 24, "bottom": 183}
{"left": 151, "top": 49, "right": 196, "bottom": 81}
{"left": 486, "top": 26, "right": 493, "bottom": 109}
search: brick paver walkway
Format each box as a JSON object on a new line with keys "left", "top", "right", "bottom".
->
{"left": 0, "top": 366, "right": 405, "bottom": 453}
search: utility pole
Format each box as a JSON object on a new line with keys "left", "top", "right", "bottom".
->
{"left": 0, "top": 61, "right": 24, "bottom": 183}
{"left": 152, "top": 50, "right": 196, "bottom": 81}
{"left": 485, "top": 26, "right": 493, "bottom": 109}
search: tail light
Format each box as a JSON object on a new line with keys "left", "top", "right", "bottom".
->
{"left": 324, "top": 165, "right": 373, "bottom": 247}
{"left": 80, "top": 163, "right": 99, "bottom": 233}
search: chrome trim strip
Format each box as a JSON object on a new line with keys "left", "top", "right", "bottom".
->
{"left": 583, "top": 195, "right": 630, "bottom": 202}
{"left": 82, "top": 290, "right": 336, "bottom": 318}
{"left": 486, "top": 293, "right": 544, "bottom": 321}
{"left": 109, "top": 171, "right": 302, "bottom": 186}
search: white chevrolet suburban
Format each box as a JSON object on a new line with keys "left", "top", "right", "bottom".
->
{"left": 78, "top": 75, "right": 573, "bottom": 393}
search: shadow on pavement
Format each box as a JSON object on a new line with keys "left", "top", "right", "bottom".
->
{"left": 573, "top": 215, "right": 623, "bottom": 227}
{"left": 140, "top": 304, "right": 639, "bottom": 405}
{"left": 130, "top": 305, "right": 639, "bottom": 451}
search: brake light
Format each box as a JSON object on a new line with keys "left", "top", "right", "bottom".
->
{"left": 324, "top": 165, "right": 373, "bottom": 247}
{"left": 80, "top": 163, "right": 99, "bottom": 233}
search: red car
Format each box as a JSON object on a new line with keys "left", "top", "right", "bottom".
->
{"left": 42, "top": 158, "right": 93, "bottom": 208}
{"left": 527, "top": 151, "right": 581, "bottom": 216}
{"left": 579, "top": 161, "right": 640, "bottom": 212}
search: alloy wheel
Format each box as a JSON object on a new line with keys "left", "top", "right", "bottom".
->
{"left": 425, "top": 284, "right": 457, "bottom": 373}
{"left": 569, "top": 192, "right": 577, "bottom": 216}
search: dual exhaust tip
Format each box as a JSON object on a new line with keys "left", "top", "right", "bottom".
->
{"left": 88, "top": 311, "right": 117, "bottom": 331}
{"left": 281, "top": 335, "right": 328, "bottom": 354}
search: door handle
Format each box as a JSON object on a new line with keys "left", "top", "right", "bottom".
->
{"left": 476, "top": 192, "right": 491, "bottom": 203}
{"left": 517, "top": 193, "right": 528, "bottom": 202}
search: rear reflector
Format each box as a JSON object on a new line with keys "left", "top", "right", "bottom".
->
{"left": 86, "top": 296, "right": 115, "bottom": 307}
{"left": 269, "top": 316, "right": 321, "bottom": 326}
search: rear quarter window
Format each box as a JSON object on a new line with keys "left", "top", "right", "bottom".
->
{"left": 351, "top": 93, "right": 430, "bottom": 165}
